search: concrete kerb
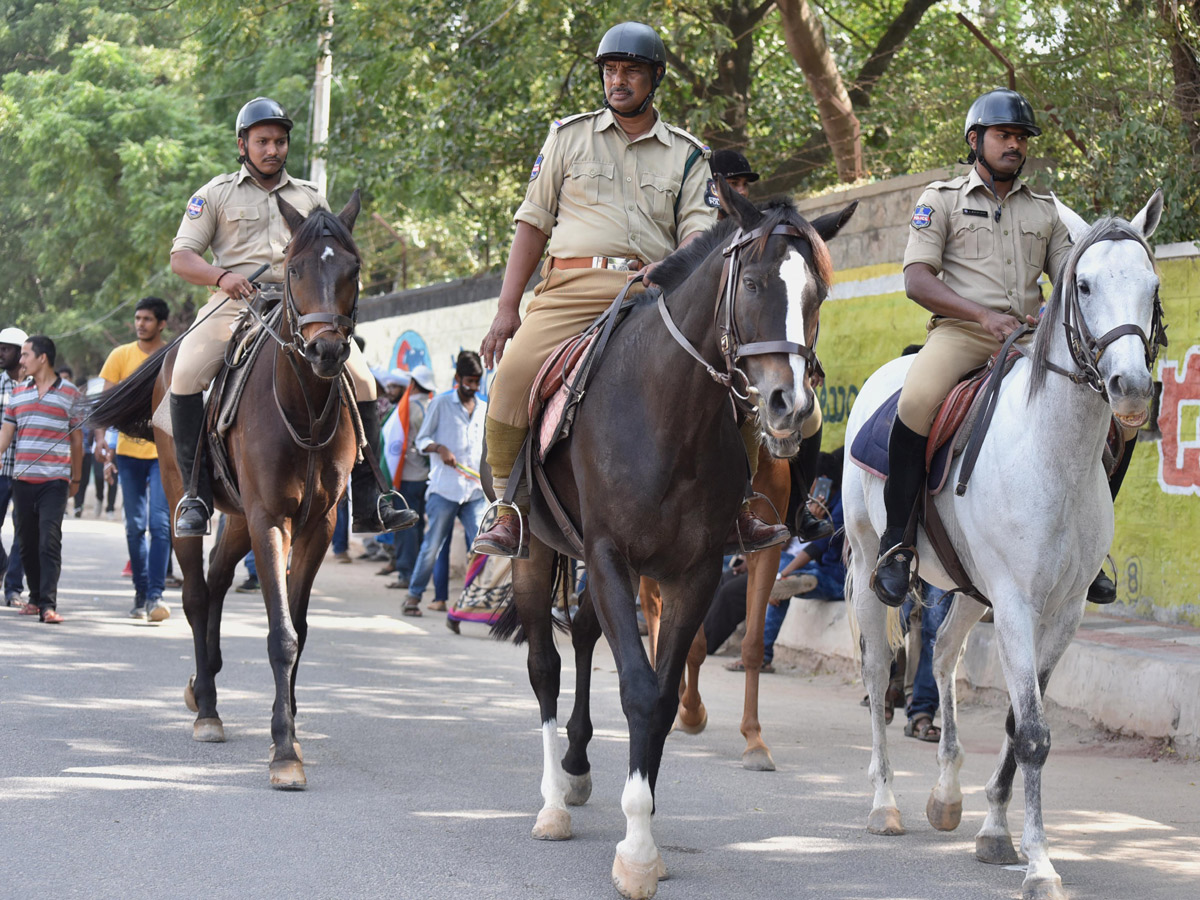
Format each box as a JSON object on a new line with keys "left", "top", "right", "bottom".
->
{"left": 773, "top": 598, "right": 1200, "bottom": 755}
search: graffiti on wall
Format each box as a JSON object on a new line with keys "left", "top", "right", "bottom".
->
{"left": 390, "top": 330, "right": 431, "bottom": 372}
{"left": 818, "top": 383, "right": 860, "bottom": 424}
{"left": 1157, "top": 346, "right": 1200, "bottom": 496}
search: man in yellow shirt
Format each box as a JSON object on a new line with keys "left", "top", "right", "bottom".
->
{"left": 98, "top": 297, "right": 172, "bottom": 621}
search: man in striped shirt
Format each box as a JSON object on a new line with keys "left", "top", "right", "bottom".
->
{"left": 0, "top": 335, "right": 83, "bottom": 623}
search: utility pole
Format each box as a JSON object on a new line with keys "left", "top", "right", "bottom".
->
{"left": 310, "top": 0, "right": 334, "bottom": 194}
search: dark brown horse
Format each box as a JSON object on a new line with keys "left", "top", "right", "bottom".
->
{"left": 91, "top": 192, "right": 364, "bottom": 789}
{"left": 491, "top": 182, "right": 855, "bottom": 899}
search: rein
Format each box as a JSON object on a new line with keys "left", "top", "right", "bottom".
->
{"left": 657, "top": 222, "right": 825, "bottom": 412}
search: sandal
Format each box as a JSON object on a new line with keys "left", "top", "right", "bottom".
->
{"left": 904, "top": 713, "right": 942, "bottom": 742}
{"left": 401, "top": 602, "right": 422, "bottom": 617}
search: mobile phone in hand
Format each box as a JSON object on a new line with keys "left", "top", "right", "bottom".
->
{"left": 811, "top": 475, "right": 833, "bottom": 505}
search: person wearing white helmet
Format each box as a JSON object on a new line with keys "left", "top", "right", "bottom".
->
{"left": 0, "top": 325, "right": 29, "bottom": 607}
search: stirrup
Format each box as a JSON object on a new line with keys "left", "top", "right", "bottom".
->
{"left": 475, "top": 498, "right": 528, "bottom": 560}
{"left": 868, "top": 540, "right": 920, "bottom": 597}
{"left": 173, "top": 495, "right": 212, "bottom": 538}
{"left": 379, "top": 488, "right": 412, "bottom": 519}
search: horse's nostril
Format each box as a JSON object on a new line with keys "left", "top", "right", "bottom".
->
{"left": 768, "top": 388, "right": 792, "bottom": 417}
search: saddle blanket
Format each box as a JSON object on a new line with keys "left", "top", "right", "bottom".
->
{"left": 849, "top": 389, "right": 956, "bottom": 494}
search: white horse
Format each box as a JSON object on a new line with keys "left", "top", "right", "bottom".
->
{"left": 842, "top": 190, "right": 1164, "bottom": 900}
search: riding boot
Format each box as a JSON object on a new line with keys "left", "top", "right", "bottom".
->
{"left": 170, "top": 392, "right": 213, "bottom": 538}
{"left": 1088, "top": 437, "right": 1137, "bottom": 604}
{"left": 792, "top": 424, "right": 834, "bottom": 542}
{"left": 351, "top": 401, "right": 419, "bottom": 533}
{"left": 873, "top": 418, "right": 927, "bottom": 608}
{"left": 722, "top": 418, "right": 790, "bottom": 553}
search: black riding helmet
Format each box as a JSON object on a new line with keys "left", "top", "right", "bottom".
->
{"left": 595, "top": 22, "right": 667, "bottom": 119}
{"left": 236, "top": 97, "right": 294, "bottom": 139}
{"left": 963, "top": 89, "right": 1039, "bottom": 181}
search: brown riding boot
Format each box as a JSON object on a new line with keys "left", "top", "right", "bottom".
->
{"left": 472, "top": 510, "right": 530, "bottom": 559}
{"left": 725, "top": 508, "right": 790, "bottom": 553}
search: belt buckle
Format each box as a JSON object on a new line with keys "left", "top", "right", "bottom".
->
{"left": 605, "top": 257, "right": 633, "bottom": 272}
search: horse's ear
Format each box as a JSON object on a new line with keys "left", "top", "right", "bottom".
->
{"left": 338, "top": 189, "right": 362, "bottom": 233}
{"left": 716, "top": 175, "right": 761, "bottom": 229}
{"left": 1052, "top": 194, "right": 1090, "bottom": 244}
{"left": 276, "top": 195, "right": 306, "bottom": 234}
{"left": 809, "top": 200, "right": 858, "bottom": 242}
{"left": 1129, "top": 188, "right": 1164, "bottom": 239}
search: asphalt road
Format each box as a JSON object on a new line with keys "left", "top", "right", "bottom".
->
{"left": 1, "top": 516, "right": 1198, "bottom": 900}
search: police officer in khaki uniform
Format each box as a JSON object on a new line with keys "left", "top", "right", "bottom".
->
{"left": 473, "top": 22, "right": 788, "bottom": 558}
{"left": 168, "top": 97, "right": 413, "bottom": 538}
{"left": 873, "top": 90, "right": 1076, "bottom": 606}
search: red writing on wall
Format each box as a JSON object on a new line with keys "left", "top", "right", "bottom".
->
{"left": 1158, "top": 346, "right": 1200, "bottom": 495}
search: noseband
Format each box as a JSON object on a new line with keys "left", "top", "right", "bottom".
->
{"left": 1046, "top": 231, "right": 1167, "bottom": 398}
{"left": 659, "top": 222, "right": 824, "bottom": 412}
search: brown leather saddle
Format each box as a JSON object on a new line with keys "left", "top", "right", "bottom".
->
{"left": 529, "top": 331, "right": 596, "bottom": 463}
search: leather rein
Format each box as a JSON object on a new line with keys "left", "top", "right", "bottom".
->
{"left": 658, "top": 222, "right": 825, "bottom": 413}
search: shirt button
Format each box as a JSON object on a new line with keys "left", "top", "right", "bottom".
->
{"left": 626, "top": 176, "right": 632, "bottom": 182}
{"left": 1007, "top": 258, "right": 1012, "bottom": 264}
{"left": 1003, "top": 230, "right": 1009, "bottom": 235}
{"left": 628, "top": 204, "right": 635, "bottom": 210}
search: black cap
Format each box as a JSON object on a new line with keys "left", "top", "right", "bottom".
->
{"left": 963, "top": 89, "right": 1041, "bottom": 140}
{"left": 595, "top": 22, "right": 667, "bottom": 70}
{"left": 235, "top": 97, "right": 294, "bottom": 138}
{"left": 710, "top": 149, "right": 759, "bottom": 182}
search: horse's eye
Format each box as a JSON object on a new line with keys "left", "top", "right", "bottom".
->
{"left": 1077, "top": 279, "right": 1090, "bottom": 295}
{"left": 742, "top": 277, "right": 758, "bottom": 293}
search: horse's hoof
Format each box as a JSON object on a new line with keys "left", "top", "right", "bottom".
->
{"left": 193, "top": 718, "right": 225, "bottom": 742}
{"left": 565, "top": 771, "right": 592, "bottom": 807}
{"left": 531, "top": 807, "right": 571, "bottom": 840}
{"left": 741, "top": 746, "right": 776, "bottom": 772}
{"left": 1022, "top": 875, "right": 1066, "bottom": 900}
{"left": 654, "top": 854, "right": 668, "bottom": 881}
{"left": 866, "top": 806, "right": 905, "bottom": 835}
{"left": 926, "top": 792, "right": 962, "bottom": 831}
{"left": 184, "top": 677, "right": 198, "bottom": 713}
{"left": 269, "top": 759, "right": 307, "bottom": 790}
{"left": 611, "top": 849, "right": 660, "bottom": 899}
{"left": 975, "top": 832, "right": 1020, "bottom": 865}
{"left": 673, "top": 704, "right": 707, "bottom": 735}
{"left": 268, "top": 742, "right": 303, "bottom": 764}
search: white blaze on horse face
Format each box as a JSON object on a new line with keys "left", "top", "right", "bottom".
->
{"left": 320, "top": 245, "right": 335, "bottom": 261}
{"left": 779, "top": 248, "right": 813, "bottom": 391}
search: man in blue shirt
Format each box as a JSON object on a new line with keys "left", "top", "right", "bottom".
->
{"left": 401, "top": 351, "right": 486, "bottom": 616}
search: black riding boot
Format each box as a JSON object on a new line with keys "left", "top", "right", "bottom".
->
{"left": 351, "top": 401, "right": 419, "bottom": 534}
{"left": 1088, "top": 437, "right": 1137, "bottom": 604}
{"left": 170, "top": 392, "right": 213, "bottom": 538}
{"left": 792, "top": 424, "right": 834, "bottom": 542}
{"left": 874, "top": 418, "right": 927, "bottom": 608}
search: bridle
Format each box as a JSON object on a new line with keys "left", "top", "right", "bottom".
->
{"left": 1041, "top": 231, "right": 1167, "bottom": 399}
{"left": 658, "top": 221, "right": 825, "bottom": 413}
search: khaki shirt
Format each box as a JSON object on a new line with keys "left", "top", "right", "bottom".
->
{"left": 515, "top": 108, "right": 716, "bottom": 264}
{"left": 902, "top": 168, "right": 1072, "bottom": 319}
{"left": 171, "top": 166, "right": 327, "bottom": 283}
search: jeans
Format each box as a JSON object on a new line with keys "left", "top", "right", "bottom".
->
{"left": 406, "top": 493, "right": 485, "bottom": 602}
{"left": 0, "top": 475, "right": 25, "bottom": 596}
{"left": 73, "top": 452, "right": 94, "bottom": 510}
{"left": 901, "top": 583, "right": 954, "bottom": 720}
{"left": 433, "top": 529, "right": 450, "bottom": 602}
{"left": 116, "top": 455, "right": 171, "bottom": 601}
{"left": 13, "top": 479, "right": 69, "bottom": 611}
{"left": 332, "top": 495, "right": 349, "bottom": 554}
{"left": 245, "top": 550, "right": 257, "bottom": 580}
{"left": 763, "top": 559, "right": 844, "bottom": 664}
{"left": 393, "top": 480, "right": 428, "bottom": 581}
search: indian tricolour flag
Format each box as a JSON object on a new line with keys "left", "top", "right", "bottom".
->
{"left": 378, "top": 383, "right": 413, "bottom": 489}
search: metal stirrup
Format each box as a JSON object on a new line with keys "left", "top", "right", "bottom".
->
{"left": 477, "top": 499, "right": 527, "bottom": 559}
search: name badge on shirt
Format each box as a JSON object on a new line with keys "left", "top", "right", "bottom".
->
{"left": 962, "top": 208, "right": 988, "bottom": 218}
{"left": 911, "top": 205, "right": 933, "bottom": 229}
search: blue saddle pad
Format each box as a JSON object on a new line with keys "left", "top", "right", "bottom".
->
{"left": 849, "top": 389, "right": 952, "bottom": 492}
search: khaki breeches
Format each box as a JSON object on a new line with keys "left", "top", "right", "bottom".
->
{"left": 487, "top": 264, "right": 643, "bottom": 429}
{"left": 897, "top": 318, "right": 1027, "bottom": 435}
{"left": 169, "top": 292, "right": 375, "bottom": 401}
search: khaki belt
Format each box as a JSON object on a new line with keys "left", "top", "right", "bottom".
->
{"left": 551, "top": 256, "right": 644, "bottom": 272}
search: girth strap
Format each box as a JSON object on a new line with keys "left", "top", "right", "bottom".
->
{"left": 955, "top": 324, "right": 1029, "bottom": 496}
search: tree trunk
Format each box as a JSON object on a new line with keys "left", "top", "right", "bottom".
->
{"left": 1159, "top": 1, "right": 1200, "bottom": 158}
{"left": 776, "top": 0, "right": 863, "bottom": 181}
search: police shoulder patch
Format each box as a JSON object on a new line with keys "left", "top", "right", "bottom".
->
{"left": 186, "top": 196, "right": 206, "bottom": 219}
{"left": 529, "top": 154, "right": 543, "bottom": 181}
{"left": 911, "top": 205, "right": 933, "bottom": 229}
{"left": 704, "top": 178, "right": 721, "bottom": 209}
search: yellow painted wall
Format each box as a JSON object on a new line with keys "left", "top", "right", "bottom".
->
{"left": 818, "top": 255, "right": 1200, "bottom": 626}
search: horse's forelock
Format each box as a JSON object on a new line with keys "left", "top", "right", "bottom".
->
{"left": 749, "top": 202, "right": 833, "bottom": 293}
{"left": 286, "top": 208, "right": 362, "bottom": 266}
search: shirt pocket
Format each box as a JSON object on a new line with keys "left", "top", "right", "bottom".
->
{"left": 223, "top": 205, "right": 261, "bottom": 243}
{"left": 947, "top": 214, "right": 994, "bottom": 259}
{"left": 564, "top": 161, "right": 615, "bottom": 205}
{"left": 639, "top": 171, "right": 682, "bottom": 224}
{"left": 1020, "top": 221, "right": 1049, "bottom": 271}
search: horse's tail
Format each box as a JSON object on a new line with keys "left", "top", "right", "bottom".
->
{"left": 87, "top": 340, "right": 176, "bottom": 441}
{"left": 489, "top": 552, "right": 574, "bottom": 645}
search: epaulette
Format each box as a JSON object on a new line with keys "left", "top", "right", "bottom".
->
{"left": 551, "top": 110, "right": 600, "bottom": 131}
{"left": 207, "top": 171, "right": 240, "bottom": 189}
{"left": 1027, "top": 189, "right": 1055, "bottom": 202}
{"left": 288, "top": 176, "right": 322, "bottom": 195}
{"left": 664, "top": 122, "right": 711, "bottom": 158}
{"left": 926, "top": 174, "right": 969, "bottom": 191}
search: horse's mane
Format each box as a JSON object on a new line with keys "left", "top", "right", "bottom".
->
{"left": 1027, "top": 216, "right": 1153, "bottom": 397}
{"left": 286, "top": 208, "right": 362, "bottom": 264}
{"left": 651, "top": 198, "right": 834, "bottom": 294}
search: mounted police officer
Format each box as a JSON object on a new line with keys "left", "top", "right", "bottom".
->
{"left": 874, "top": 90, "right": 1086, "bottom": 605}
{"left": 168, "top": 97, "right": 414, "bottom": 538}
{"left": 472, "top": 22, "right": 789, "bottom": 558}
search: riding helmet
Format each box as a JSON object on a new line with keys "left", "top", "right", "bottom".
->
{"left": 595, "top": 22, "right": 667, "bottom": 76}
{"left": 235, "top": 97, "right": 294, "bottom": 139}
{"left": 963, "top": 89, "right": 1041, "bottom": 143}
{"left": 710, "top": 149, "right": 760, "bottom": 182}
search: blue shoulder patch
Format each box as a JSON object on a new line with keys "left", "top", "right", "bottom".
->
{"left": 529, "top": 154, "right": 543, "bottom": 182}
{"left": 704, "top": 178, "right": 721, "bottom": 209}
{"left": 186, "top": 196, "right": 205, "bottom": 219}
{"left": 911, "top": 205, "right": 933, "bottom": 229}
